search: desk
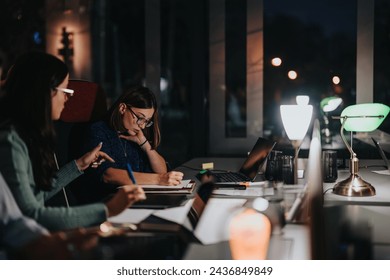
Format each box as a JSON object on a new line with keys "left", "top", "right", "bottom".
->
{"left": 180, "top": 157, "right": 390, "bottom": 260}
{"left": 322, "top": 159, "right": 390, "bottom": 259}
{"left": 323, "top": 159, "right": 390, "bottom": 206}
{"left": 178, "top": 157, "right": 310, "bottom": 260}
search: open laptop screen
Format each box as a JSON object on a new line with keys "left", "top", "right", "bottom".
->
{"left": 187, "top": 182, "right": 214, "bottom": 229}
{"left": 239, "top": 137, "right": 276, "bottom": 180}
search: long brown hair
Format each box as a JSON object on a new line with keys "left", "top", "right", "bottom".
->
{"left": 107, "top": 86, "right": 161, "bottom": 149}
{"left": 0, "top": 51, "right": 69, "bottom": 191}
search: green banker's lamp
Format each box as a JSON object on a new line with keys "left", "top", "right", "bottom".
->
{"left": 332, "top": 103, "right": 390, "bottom": 196}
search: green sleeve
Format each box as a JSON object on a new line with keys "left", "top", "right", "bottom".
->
{"left": 0, "top": 129, "right": 108, "bottom": 231}
{"left": 45, "top": 160, "right": 83, "bottom": 200}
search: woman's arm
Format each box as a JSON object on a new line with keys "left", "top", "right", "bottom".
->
{"left": 139, "top": 140, "right": 167, "bottom": 173}
{"left": 103, "top": 167, "right": 184, "bottom": 186}
{"left": 46, "top": 160, "right": 83, "bottom": 200}
{"left": 119, "top": 132, "right": 168, "bottom": 174}
{"left": 0, "top": 130, "right": 107, "bottom": 231}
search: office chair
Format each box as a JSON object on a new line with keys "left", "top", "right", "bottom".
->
{"left": 59, "top": 79, "right": 108, "bottom": 160}
{"left": 50, "top": 80, "right": 108, "bottom": 207}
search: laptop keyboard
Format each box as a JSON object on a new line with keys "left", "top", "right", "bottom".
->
{"left": 213, "top": 172, "right": 250, "bottom": 182}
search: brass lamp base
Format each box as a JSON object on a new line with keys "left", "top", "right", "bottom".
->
{"left": 333, "top": 174, "right": 376, "bottom": 197}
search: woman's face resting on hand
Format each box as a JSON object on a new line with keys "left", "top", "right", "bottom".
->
{"left": 119, "top": 103, "right": 154, "bottom": 135}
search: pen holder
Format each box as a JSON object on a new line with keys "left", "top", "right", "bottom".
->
{"left": 281, "top": 155, "right": 295, "bottom": 185}
{"left": 322, "top": 150, "right": 338, "bottom": 183}
{"left": 265, "top": 150, "right": 283, "bottom": 182}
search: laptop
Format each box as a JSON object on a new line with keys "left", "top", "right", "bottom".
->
{"left": 371, "top": 137, "right": 390, "bottom": 171}
{"left": 103, "top": 182, "right": 215, "bottom": 259}
{"left": 199, "top": 137, "right": 276, "bottom": 184}
{"left": 130, "top": 193, "right": 190, "bottom": 209}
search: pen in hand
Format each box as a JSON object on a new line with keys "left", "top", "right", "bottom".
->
{"left": 122, "top": 163, "right": 146, "bottom": 200}
{"left": 126, "top": 162, "right": 137, "bottom": 184}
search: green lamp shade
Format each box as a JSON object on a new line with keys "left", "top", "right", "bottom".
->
{"left": 341, "top": 103, "right": 390, "bottom": 132}
{"left": 320, "top": 96, "right": 343, "bottom": 113}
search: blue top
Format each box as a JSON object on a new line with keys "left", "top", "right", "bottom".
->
{"left": 76, "top": 121, "right": 152, "bottom": 203}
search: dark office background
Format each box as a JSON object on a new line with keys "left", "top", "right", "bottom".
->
{"left": 1, "top": 0, "right": 389, "bottom": 168}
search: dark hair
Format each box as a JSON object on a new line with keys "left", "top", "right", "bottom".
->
{"left": 0, "top": 51, "right": 69, "bottom": 191}
{"left": 107, "top": 86, "right": 161, "bottom": 148}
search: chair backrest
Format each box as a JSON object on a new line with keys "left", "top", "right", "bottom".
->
{"left": 56, "top": 80, "right": 108, "bottom": 163}
{"left": 50, "top": 80, "right": 108, "bottom": 207}
{"left": 60, "top": 79, "right": 108, "bottom": 123}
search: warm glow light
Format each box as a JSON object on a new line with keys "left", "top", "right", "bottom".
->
{"left": 99, "top": 222, "right": 111, "bottom": 233}
{"left": 160, "top": 77, "right": 168, "bottom": 91}
{"left": 229, "top": 209, "right": 271, "bottom": 260}
{"left": 280, "top": 104, "right": 313, "bottom": 140}
{"left": 46, "top": 13, "right": 92, "bottom": 79}
{"left": 296, "top": 95, "right": 309, "bottom": 105}
{"left": 271, "top": 57, "right": 282, "bottom": 66}
{"left": 288, "top": 70, "right": 298, "bottom": 80}
{"left": 252, "top": 198, "right": 269, "bottom": 212}
{"left": 332, "top": 76, "right": 340, "bottom": 85}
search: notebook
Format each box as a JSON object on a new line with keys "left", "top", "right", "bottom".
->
{"left": 141, "top": 179, "right": 196, "bottom": 194}
{"left": 372, "top": 137, "right": 390, "bottom": 171}
{"left": 130, "top": 193, "right": 190, "bottom": 209}
{"left": 200, "top": 137, "right": 276, "bottom": 184}
{"left": 104, "top": 182, "right": 216, "bottom": 259}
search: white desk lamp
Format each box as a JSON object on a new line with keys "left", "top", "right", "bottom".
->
{"left": 280, "top": 102, "right": 313, "bottom": 184}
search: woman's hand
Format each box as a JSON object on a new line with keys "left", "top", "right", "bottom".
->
{"left": 158, "top": 171, "right": 184, "bottom": 186}
{"left": 75, "top": 142, "right": 115, "bottom": 171}
{"left": 119, "top": 129, "right": 148, "bottom": 148}
{"left": 105, "top": 185, "right": 146, "bottom": 217}
{"left": 16, "top": 228, "right": 99, "bottom": 259}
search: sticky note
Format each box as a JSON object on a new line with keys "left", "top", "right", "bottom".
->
{"left": 202, "top": 162, "right": 214, "bottom": 170}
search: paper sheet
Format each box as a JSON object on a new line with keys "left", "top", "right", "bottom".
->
{"left": 108, "top": 208, "right": 155, "bottom": 224}
{"left": 140, "top": 179, "right": 192, "bottom": 189}
{"left": 372, "top": 169, "right": 390, "bottom": 176}
{"left": 213, "top": 187, "right": 274, "bottom": 197}
{"left": 194, "top": 198, "right": 247, "bottom": 245}
{"left": 152, "top": 198, "right": 194, "bottom": 225}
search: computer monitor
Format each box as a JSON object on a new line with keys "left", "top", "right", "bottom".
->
{"left": 305, "top": 131, "right": 326, "bottom": 259}
{"left": 289, "top": 119, "right": 326, "bottom": 259}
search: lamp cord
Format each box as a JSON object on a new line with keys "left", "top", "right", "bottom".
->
{"left": 54, "top": 153, "right": 70, "bottom": 208}
{"left": 323, "top": 188, "right": 333, "bottom": 195}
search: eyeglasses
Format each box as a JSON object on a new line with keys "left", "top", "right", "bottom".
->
{"left": 127, "top": 106, "right": 154, "bottom": 128}
{"left": 56, "top": 87, "right": 74, "bottom": 97}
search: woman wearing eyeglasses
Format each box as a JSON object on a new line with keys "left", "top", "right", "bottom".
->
{"left": 78, "top": 86, "right": 184, "bottom": 203}
{"left": 0, "top": 51, "right": 145, "bottom": 231}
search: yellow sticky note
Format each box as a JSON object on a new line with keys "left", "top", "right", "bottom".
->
{"left": 202, "top": 162, "right": 214, "bottom": 170}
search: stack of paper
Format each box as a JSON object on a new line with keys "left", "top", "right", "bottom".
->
{"left": 140, "top": 179, "right": 196, "bottom": 194}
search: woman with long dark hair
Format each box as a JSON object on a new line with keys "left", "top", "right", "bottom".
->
{"left": 0, "top": 51, "right": 145, "bottom": 231}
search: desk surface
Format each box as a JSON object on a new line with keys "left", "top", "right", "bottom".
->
{"left": 323, "top": 159, "right": 390, "bottom": 206}
{"left": 180, "top": 157, "right": 390, "bottom": 260}
{"left": 321, "top": 159, "right": 390, "bottom": 259}
{"left": 178, "top": 157, "right": 310, "bottom": 260}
